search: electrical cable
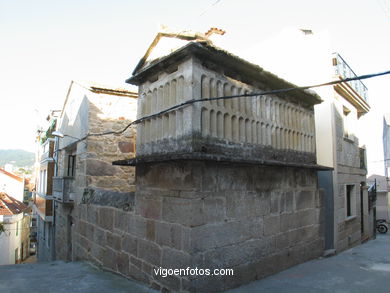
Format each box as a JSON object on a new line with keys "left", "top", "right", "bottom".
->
{"left": 65, "top": 70, "right": 390, "bottom": 145}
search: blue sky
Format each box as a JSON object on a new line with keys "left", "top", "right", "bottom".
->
{"left": 0, "top": 0, "right": 389, "bottom": 172}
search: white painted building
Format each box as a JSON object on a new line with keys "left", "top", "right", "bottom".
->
{"left": 0, "top": 192, "right": 30, "bottom": 265}
{"left": 0, "top": 168, "right": 24, "bottom": 202}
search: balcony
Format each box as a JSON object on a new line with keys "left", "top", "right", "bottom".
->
{"left": 53, "top": 176, "right": 74, "bottom": 204}
{"left": 40, "top": 139, "right": 55, "bottom": 163}
{"left": 33, "top": 193, "right": 53, "bottom": 221}
{"left": 332, "top": 53, "right": 370, "bottom": 117}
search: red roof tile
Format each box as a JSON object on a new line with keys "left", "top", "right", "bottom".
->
{"left": 0, "top": 192, "right": 27, "bottom": 216}
{"left": 0, "top": 168, "right": 24, "bottom": 182}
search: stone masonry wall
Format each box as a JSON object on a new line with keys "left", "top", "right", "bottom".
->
{"left": 86, "top": 93, "right": 137, "bottom": 193}
{"left": 71, "top": 161, "right": 324, "bottom": 293}
{"left": 333, "top": 102, "right": 367, "bottom": 252}
{"left": 55, "top": 90, "right": 138, "bottom": 261}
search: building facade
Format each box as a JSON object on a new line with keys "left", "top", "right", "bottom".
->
{"left": 0, "top": 168, "right": 25, "bottom": 202}
{"left": 0, "top": 192, "right": 30, "bottom": 265}
{"left": 53, "top": 81, "right": 137, "bottom": 261}
{"left": 242, "top": 28, "right": 374, "bottom": 253}
{"left": 110, "top": 31, "right": 327, "bottom": 292}
{"left": 316, "top": 53, "right": 373, "bottom": 252}
{"left": 33, "top": 111, "right": 59, "bottom": 261}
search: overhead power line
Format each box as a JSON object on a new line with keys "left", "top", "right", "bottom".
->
{"left": 64, "top": 70, "right": 390, "bottom": 145}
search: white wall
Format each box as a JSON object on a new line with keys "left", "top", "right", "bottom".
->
{"left": 0, "top": 172, "right": 24, "bottom": 202}
{"left": 0, "top": 213, "right": 24, "bottom": 265}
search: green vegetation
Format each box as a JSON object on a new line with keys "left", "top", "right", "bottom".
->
{"left": 0, "top": 149, "right": 34, "bottom": 168}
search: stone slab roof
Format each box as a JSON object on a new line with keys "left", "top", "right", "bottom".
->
{"left": 127, "top": 41, "right": 322, "bottom": 107}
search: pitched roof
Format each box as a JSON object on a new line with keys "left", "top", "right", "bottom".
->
{"left": 0, "top": 192, "right": 27, "bottom": 216}
{"left": 0, "top": 168, "right": 23, "bottom": 182}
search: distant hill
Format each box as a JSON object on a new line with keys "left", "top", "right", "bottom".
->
{"left": 0, "top": 149, "right": 35, "bottom": 168}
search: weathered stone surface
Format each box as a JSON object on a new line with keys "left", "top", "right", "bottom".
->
{"left": 106, "top": 232, "right": 121, "bottom": 251}
{"left": 129, "top": 264, "right": 150, "bottom": 284}
{"left": 82, "top": 188, "right": 135, "bottom": 210}
{"left": 203, "top": 197, "right": 225, "bottom": 222}
{"left": 190, "top": 220, "right": 261, "bottom": 252}
{"left": 146, "top": 220, "right": 156, "bottom": 241}
{"left": 98, "top": 207, "right": 114, "bottom": 231}
{"left": 136, "top": 196, "right": 162, "bottom": 220}
{"left": 118, "top": 141, "right": 135, "bottom": 153}
{"left": 161, "top": 247, "right": 191, "bottom": 269}
{"left": 114, "top": 210, "right": 130, "bottom": 232}
{"left": 162, "top": 197, "right": 205, "bottom": 227}
{"left": 93, "top": 227, "right": 106, "bottom": 246}
{"left": 116, "top": 251, "right": 130, "bottom": 275}
{"left": 155, "top": 221, "right": 171, "bottom": 247}
{"left": 102, "top": 247, "right": 117, "bottom": 271}
{"left": 296, "top": 190, "right": 314, "bottom": 210}
{"left": 86, "top": 159, "right": 119, "bottom": 176}
{"left": 130, "top": 256, "right": 142, "bottom": 269}
{"left": 226, "top": 191, "right": 270, "bottom": 219}
{"left": 128, "top": 216, "right": 147, "bottom": 239}
{"left": 264, "top": 215, "right": 280, "bottom": 236}
{"left": 122, "top": 234, "right": 137, "bottom": 256}
{"left": 136, "top": 162, "right": 202, "bottom": 191}
{"left": 137, "top": 239, "right": 161, "bottom": 266}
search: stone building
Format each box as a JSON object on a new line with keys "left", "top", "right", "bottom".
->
{"left": 111, "top": 30, "right": 327, "bottom": 292}
{"left": 316, "top": 53, "right": 373, "bottom": 252}
{"left": 242, "top": 28, "right": 374, "bottom": 254}
{"left": 52, "top": 81, "right": 137, "bottom": 261}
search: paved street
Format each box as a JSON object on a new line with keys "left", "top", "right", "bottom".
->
{"left": 227, "top": 233, "right": 390, "bottom": 293}
{"left": 1, "top": 234, "right": 389, "bottom": 293}
{"left": 0, "top": 261, "right": 157, "bottom": 293}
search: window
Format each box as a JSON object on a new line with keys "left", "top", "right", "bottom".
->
{"left": 346, "top": 184, "right": 355, "bottom": 218}
{"left": 67, "top": 155, "right": 76, "bottom": 177}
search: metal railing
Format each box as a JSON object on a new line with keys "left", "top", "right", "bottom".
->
{"left": 332, "top": 53, "right": 368, "bottom": 103}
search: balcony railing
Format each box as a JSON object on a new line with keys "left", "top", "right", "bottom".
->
{"left": 332, "top": 53, "right": 368, "bottom": 103}
{"left": 53, "top": 176, "right": 74, "bottom": 204}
